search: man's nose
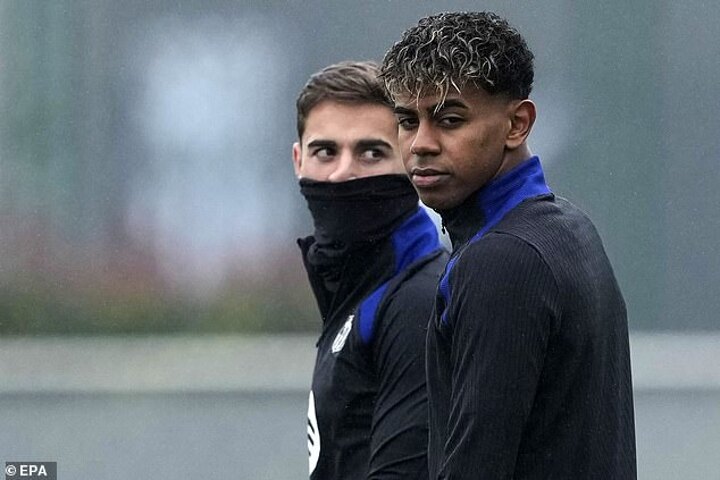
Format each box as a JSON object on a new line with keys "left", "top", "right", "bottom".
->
{"left": 327, "top": 151, "right": 358, "bottom": 182}
{"left": 410, "top": 122, "right": 441, "bottom": 157}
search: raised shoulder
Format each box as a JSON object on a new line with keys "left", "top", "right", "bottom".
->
{"left": 454, "top": 232, "right": 558, "bottom": 298}
{"left": 380, "top": 249, "right": 448, "bottom": 328}
{"left": 491, "top": 196, "right": 606, "bottom": 264}
{"left": 359, "top": 248, "right": 447, "bottom": 345}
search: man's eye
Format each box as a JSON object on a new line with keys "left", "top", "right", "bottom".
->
{"left": 397, "top": 116, "right": 418, "bottom": 130}
{"left": 312, "top": 148, "right": 335, "bottom": 159}
{"left": 438, "top": 116, "right": 464, "bottom": 127}
{"left": 360, "top": 149, "right": 385, "bottom": 161}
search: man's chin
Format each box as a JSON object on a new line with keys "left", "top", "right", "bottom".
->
{"left": 422, "top": 185, "right": 480, "bottom": 212}
{"left": 418, "top": 193, "right": 457, "bottom": 212}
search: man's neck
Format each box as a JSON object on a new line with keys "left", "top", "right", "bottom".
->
{"left": 495, "top": 145, "right": 533, "bottom": 180}
{"left": 439, "top": 154, "right": 549, "bottom": 250}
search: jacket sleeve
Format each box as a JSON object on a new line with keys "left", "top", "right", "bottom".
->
{"left": 438, "top": 233, "right": 560, "bottom": 479}
{"left": 366, "top": 269, "right": 438, "bottom": 480}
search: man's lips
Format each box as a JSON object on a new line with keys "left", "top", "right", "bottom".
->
{"left": 410, "top": 168, "right": 449, "bottom": 188}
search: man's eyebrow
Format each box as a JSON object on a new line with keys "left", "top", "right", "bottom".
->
{"left": 306, "top": 139, "right": 337, "bottom": 149}
{"left": 393, "top": 106, "right": 416, "bottom": 115}
{"left": 393, "top": 99, "right": 469, "bottom": 116}
{"left": 429, "top": 99, "right": 469, "bottom": 114}
{"left": 355, "top": 139, "right": 393, "bottom": 151}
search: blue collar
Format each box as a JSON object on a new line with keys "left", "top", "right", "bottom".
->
{"left": 441, "top": 156, "right": 552, "bottom": 249}
{"left": 391, "top": 207, "right": 442, "bottom": 274}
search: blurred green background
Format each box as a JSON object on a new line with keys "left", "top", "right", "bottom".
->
{"left": 1, "top": 0, "right": 718, "bottom": 335}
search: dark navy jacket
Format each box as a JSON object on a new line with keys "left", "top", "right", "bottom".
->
{"left": 428, "top": 157, "right": 637, "bottom": 479}
{"left": 300, "top": 207, "right": 448, "bottom": 480}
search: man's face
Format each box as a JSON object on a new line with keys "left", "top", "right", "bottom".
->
{"left": 293, "top": 100, "right": 404, "bottom": 182}
{"left": 393, "top": 87, "right": 516, "bottom": 210}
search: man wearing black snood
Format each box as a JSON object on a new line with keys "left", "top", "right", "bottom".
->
{"left": 292, "top": 61, "right": 448, "bottom": 480}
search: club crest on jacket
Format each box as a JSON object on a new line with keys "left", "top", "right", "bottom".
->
{"left": 331, "top": 315, "right": 354, "bottom": 354}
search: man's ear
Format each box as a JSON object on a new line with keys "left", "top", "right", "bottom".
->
{"left": 506, "top": 99, "right": 536, "bottom": 150}
{"left": 292, "top": 142, "right": 303, "bottom": 178}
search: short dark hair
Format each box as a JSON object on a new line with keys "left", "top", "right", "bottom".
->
{"left": 295, "top": 61, "right": 392, "bottom": 140}
{"left": 381, "top": 12, "right": 534, "bottom": 101}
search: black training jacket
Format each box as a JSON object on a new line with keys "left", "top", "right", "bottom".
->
{"left": 428, "top": 157, "right": 637, "bottom": 479}
{"left": 300, "top": 207, "right": 447, "bottom": 480}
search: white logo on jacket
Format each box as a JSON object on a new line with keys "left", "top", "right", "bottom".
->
{"left": 331, "top": 315, "right": 354, "bottom": 354}
{"left": 308, "top": 390, "right": 321, "bottom": 475}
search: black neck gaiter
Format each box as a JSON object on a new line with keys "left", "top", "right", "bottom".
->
{"left": 299, "top": 174, "right": 419, "bottom": 279}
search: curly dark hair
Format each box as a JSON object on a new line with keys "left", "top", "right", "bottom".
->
{"left": 295, "top": 61, "right": 392, "bottom": 139}
{"left": 381, "top": 12, "right": 534, "bottom": 101}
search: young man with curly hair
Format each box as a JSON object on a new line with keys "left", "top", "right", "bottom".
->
{"left": 293, "top": 61, "right": 448, "bottom": 479}
{"left": 381, "top": 12, "right": 636, "bottom": 479}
